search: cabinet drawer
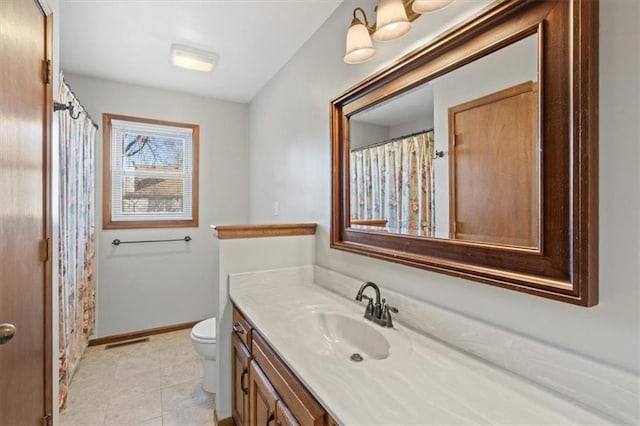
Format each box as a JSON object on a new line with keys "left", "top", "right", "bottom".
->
{"left": 233, "top": 306, "right": 253, "bottom": 351}
{"left": 252, "top": 333, "right": 325, "bottom": 426}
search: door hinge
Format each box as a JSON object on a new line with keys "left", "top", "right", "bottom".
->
{"left": 42, "top": 59, "right": 52, "bottom": 85}
{"left": 43, "top": 414, "right": 52, "bottom": 426}
{"left": 40, "top": 237, "right": 51, "bottom": 263}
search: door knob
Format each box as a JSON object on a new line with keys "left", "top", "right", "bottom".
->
{"left": 0, "top": 323, "right": 16, "bottom": 344}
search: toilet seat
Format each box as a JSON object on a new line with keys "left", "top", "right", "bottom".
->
{"left": 191, "top": 317, "right": 217, "bottom": 343}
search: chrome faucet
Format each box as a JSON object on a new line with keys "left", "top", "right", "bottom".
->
{"left": 355, "top": 281, "right": 398, "bottom": 327}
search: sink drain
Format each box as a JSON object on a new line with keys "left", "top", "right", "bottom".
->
{"left": 350, "top": 353, "right": 363, "bottom": 362}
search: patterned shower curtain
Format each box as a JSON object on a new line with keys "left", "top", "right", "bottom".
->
{"left": 58, "top": 74, "right": 97, "bottom": 408}
{"left": 350, "top": 130, "right": 435, "bottom": 236}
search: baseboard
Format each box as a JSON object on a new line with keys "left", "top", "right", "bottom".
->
{"left": 213, "top": 409, "right": 234, "bottom": 426}
{"left": 88, "top": 320, "right": 201, "bottom": 347}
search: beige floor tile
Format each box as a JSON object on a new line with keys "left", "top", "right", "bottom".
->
{"left": 161, "top": 358, "right": 204, "bottom": 388}
{"left": 104, "top": 389, "right": 162, "bottom": 425}
{"left": 62, "top": 328, "right": 214, "bottom": 425}
{"left": 59, "top": 405, "right": 107, "bottom": 426}
{"left": 140, "top": 416, "right": 163, "bottom": 426}
{"left": 162, "top": 405, "right": 215, "bottom": 426}
{"left": 115, "top": 355, "right": 161, "bottom": 379}
{"left": 161, "top": 378, "right": 214, "bottom": 413}
{"left": 111, "top": 367, "right": 162, "bottom": 395}
{"left": 64, "top": 387, "right": 110, "bottom": 415}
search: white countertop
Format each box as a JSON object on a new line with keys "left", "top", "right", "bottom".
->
{"left": 230, "top": 279, "right": 610, "bottom": 425}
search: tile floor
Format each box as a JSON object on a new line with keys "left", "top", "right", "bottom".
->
{"left": 59, "top": 329, "right": 215, "bottom": 426}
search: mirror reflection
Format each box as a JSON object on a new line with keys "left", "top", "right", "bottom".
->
{"left": 349, "top": 33, "right": 540, "bottom": 249}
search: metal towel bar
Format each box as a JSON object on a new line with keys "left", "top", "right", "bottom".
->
{"left": 112, "top": 236, "right": 192, "bottom": 246}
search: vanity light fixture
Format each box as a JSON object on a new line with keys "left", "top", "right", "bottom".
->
{"left": 170, "top": 44, "right": 218, "bottom": 72}
{"left": 344, "top": 0, "right": 455, "bottom": 64}
{"left": 412, "top": 0, "right": 455, "bottom": 14}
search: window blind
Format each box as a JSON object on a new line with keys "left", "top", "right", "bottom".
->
{"left": 110, "top": 119, "right": 194, "bottom": 222}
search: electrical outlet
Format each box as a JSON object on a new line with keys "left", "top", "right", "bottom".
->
{"left": 273, "top": 201, "right": 279, "bottom": 216}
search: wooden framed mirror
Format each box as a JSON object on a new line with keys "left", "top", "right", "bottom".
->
{"left": 330, "top": 0, "right": 598, "bottom": 306}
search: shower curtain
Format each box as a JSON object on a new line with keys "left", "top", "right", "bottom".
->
{"left": 350, "top": 130, "right": 435, "bottom": 235}
{"left": 57, "top": 73, "right": 97, "bottom": 408}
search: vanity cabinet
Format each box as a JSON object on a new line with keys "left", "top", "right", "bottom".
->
{"left": 249, "top": 360, "right": 278, "bottom": 425}
{"left": 232, "top": 334, "right": 251, "bottom": 426}
{"left": 232, "top": 304, "right": 328, "bottom": 426}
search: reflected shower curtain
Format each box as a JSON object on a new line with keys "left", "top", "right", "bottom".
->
{"left": 58, "top": 73, "right": 97, "bottom": 408}
{"left": 350, "top": 131, "right": 435, "bottom": 235}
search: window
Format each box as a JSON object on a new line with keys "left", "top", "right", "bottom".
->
{"left": 103, "top": 114, "right": 199, "bottom": 229}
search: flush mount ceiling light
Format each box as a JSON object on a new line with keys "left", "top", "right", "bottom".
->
{"left": 170, "top": 44, "right": 218, "bottom": 72}
{"left": 344, "top": 0, "right": 456, "bottom": 64}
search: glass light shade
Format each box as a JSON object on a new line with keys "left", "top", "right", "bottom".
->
{"left": 171, "top": 44, "right": 218, "bottom": 72}
{"left": 373, "top": 0, "right": 412, "bottom": 42}
{"left": 412, "top": 0, "right": 455, "bottom": 14}
{"left": 344, "top": 22, "right": 376, "bottom": 64}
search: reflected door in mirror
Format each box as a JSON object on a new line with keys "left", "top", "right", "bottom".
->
{"left": 449, "top": 81, "right": 539, "bottom": 248}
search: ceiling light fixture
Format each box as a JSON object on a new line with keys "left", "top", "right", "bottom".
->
{"left": 344, "top": 0, "right": 456, "bottom": 64}
{"left": 170, "top": 44, "right": 218, "bottom": 72}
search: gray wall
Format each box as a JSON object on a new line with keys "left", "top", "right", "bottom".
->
{"left": 349, "top": 120, "right": 389, "bottom": 149}
{"left": 66, "top": 74, "right": 250, "bottom": 338}
{"left": 248, "top": 0, "right": 640, "bottom": 374}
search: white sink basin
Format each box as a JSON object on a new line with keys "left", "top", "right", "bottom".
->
{"left": 293, "top": 311, "right": 391, "bottom": 360}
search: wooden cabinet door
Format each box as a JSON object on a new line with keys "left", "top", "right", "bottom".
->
{"left": 249, "top": 360, "right": 278, "bottom": 426}
{"left": 326, "top": 415, "right": 339, "bottom": 426}
{"left": 276, "top": 400, "right": 300, "bottom": 426}
{"left": 233, "top": 334, "right": 252, "bottom": 426}
{"left": 252, "top": 333, "right": 326, "bottom": 426}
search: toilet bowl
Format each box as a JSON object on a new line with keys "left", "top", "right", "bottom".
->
{"left": 190, "top": 317, "right": 217, "bottom": 393}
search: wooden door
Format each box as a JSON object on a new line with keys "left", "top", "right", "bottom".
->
{"left": 249, "top": 360, "right": 278, "bottom": 426}
{"left": 233, "top": 334, "right": 252, "bottom": 426}
{"left": 0, "top": 0, "right": 52, "bottom": 424}
{"left": 276, "top": 400, "right": 300, "bottom": 426}
{"left": 448, "top": 81, "right": 539, "bottom": 248}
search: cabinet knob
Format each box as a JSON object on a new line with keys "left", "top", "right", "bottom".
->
{"left": 232, "top": 322, "right": 245, "bottom": 334}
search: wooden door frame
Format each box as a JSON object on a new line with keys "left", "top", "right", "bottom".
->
{"left": 37, "top": 0, "right": 54, "bottom": 419}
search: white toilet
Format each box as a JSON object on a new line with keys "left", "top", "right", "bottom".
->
{"left": 190, "top": 317, "right": 217, "bottom": 393}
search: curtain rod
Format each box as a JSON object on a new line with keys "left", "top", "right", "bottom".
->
{"left": 54, "top": 78, "right": 99, "bottom": 130}
{"left": 350, "top": 128, "right": 433, "bottom": 152}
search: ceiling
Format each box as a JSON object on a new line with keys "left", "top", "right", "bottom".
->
{"left": 60, "top": 0, "right": 343, "bottom": 103}
{"left": 352, "top": 84, "right": 434, "bottom": 128}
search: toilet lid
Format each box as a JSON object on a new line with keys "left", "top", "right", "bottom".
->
{"left": 192, "top": 317, "right": 216, "bottom": 341}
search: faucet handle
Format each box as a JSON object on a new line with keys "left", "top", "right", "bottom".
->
{"left": 380, "top": 299, "right": 398, "bottom": 327}
{"left": 360, "top": 295, "right": 375, "bottom": 319}
{"left": 381, "top": 298, "right": 398, "bottom": 313}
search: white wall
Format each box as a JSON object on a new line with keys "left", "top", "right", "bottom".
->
{"left": 65, "top": 74, "right": 249, "bottom": 338}
{"left": 215, "top": 235, "right": 316, "bottom": 419}
{"left": 248, "top": 0, "right": 640, "bottom": 376}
